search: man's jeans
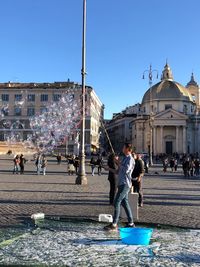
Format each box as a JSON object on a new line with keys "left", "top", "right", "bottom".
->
{"left": 113, "top": 185, "right": 133, "bottom": 225}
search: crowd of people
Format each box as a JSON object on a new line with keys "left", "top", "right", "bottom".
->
{"left": 161, "top": 153, "right": 200, "bottom": 177}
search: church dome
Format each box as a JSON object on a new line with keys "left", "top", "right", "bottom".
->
{"left": 142, "top": 63, "right": 193, "bottom": 104}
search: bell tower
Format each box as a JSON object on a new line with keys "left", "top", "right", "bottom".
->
{"left": 161, "top": 61, "right": 174, "bottom": 81}
{"left": 186, "top": 72, "right": 200, "bottom": 107}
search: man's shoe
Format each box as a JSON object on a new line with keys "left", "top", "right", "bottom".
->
{"left": 104, "top": 223, "right": 118, "bottom": 231}
{"left": 124, "top": 223, "right": 135, "bottom": 228}
{"left": 139, "top": 203, "right": 143, "bottom": 207}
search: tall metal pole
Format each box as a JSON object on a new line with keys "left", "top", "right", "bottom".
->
{"left": 76, "top": 0, "right": 87, "bottom": 185}
{"left": 149, "top": 65, "right": 153, "bottom": 166}
{"left": 143, "top": 65, "right": 158, "bottom": 166}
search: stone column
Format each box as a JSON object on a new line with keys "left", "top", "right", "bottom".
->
{"left": 160, "top": 126, "right": 163, "bottom": 153}
{"left": 153, "top": 126, "right": 156, "bottom": 155}
{"left": 182, "top": 126, "right": 186, "bottom": 154}
{"left": 176, "top": 126, "right": 179, "bottom": 153}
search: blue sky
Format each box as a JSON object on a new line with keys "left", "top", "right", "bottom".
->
{"left": 0, "top": 0, "right": 200, "bottom": 118}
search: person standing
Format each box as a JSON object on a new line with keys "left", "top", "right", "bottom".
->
{"left": 194, "top": 158, "right": 200, "bottom": 176}
{"left": 68, "top": 155, "right": 75, "bottom": 175}
{"left": 74, "top": 156, "right": 80, "bottom": 174}
{"left": 163, "top": 158, "right": 168, "bottom": 172}
{"left": 35, "top": 154, "right": 42, "bottom": 175}
{"left": 174, "top": 159, "right": 178, "bottom": 172}
{"left": 131, "top": 154, "right": 145, "bottom": 207}
{"left": 19, "top": 154, "right": 26, "bottom": 174}
{"left": 13, "top": 155, "right": 20, "bottom": 174}
{"left": 41, "top": 155, "right": 47, "bottom": 175}
{"left": 170, "top": 158, "right": 175, "bottom": 172}
{"left": 107, "top": 153, "right": 118, "bottom": 205}
{"left": 97, "top": 156, "right": 103, "bottom": 176}
{"left": 90, "top": 157, "right": 96, "bottom": 176}
{"left": 104, "top": 143, "right": 135, "bottom": 231}
{"left": 56, "top": 154, "right": 62, "bottom": 165}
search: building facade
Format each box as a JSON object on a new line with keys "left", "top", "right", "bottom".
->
{"left": 132, "top": 63, "right": 200, "bottom": 155}
{"left": 0, "top": 81, "right": 104, "bottom": 155}
{"left": 105, "top": 104, "right": 139, "bottom": 153}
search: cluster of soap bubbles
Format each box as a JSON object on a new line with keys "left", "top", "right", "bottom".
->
{"left": 4, "top": 120, "right": 25, "bottom": 146}
{"left": 0, "top": 99, "right": 9, "bottom": 119}
{"left": 0, "top": 92, "right": 26, "bottom": 145}
{"left": 29, "top": 93, "right": 83, "bottom": 153}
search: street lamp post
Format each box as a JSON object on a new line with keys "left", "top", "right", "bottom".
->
{"left": 143, "top": 65, "right": 158, "bottom": 166}
{"left": 76, "top": 0, "right": 88, "bottom": 185}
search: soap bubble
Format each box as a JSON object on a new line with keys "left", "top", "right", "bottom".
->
{"left": 29, "top": 93, "right": 83, "bottom": 153}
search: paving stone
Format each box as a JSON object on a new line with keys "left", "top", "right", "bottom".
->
{"left": 0, "top": 157, "right": 199, "bottom": 229}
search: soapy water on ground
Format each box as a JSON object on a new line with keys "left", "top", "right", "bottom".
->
{"left": 0, "top": 219, "right": 199, "bottom": 267}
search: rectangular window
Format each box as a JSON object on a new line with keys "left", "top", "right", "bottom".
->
{"left": 2, "top": 108, "right": 9, "bottom": 116}
{"left": 165, "top": 104, "right": 172, "bottom": 110}
{"left": 53, "top": 94, "right": 61, "bottom": 102}
{"left": 15, "top": 94, "right": 22, "bottom": 101}
{"left": 27, "top": 107, "right": 35, "bottom": 117}
{"left": 1, "top": 94, "right": 9, "bottom": 102}
{"left": 40, "top": 94, "right": 48, "bottom": 102}
{"left": 14, "top": 106, "right": 22, "bottom": 116}
{"left": 183, "top": 104, "right": 188, "bottom": 114}
{"left": 27, "top": 94, "right": 35, "bottom": 102}
{"left": 40, "top": 107, "right": 48, "bottom": 114}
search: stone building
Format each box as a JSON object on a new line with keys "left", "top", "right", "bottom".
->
{"left": 132, "top": 63, "right": 200, "bottom": 155}
{"left": 105, "top": 104, "right": 139, "bottom": 153}
{"left": 0, "top": 81, "right": 104, "bottom": 154}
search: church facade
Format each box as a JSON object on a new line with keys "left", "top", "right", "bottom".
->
{"left": 132, "top": 63, "right": 200, "bottom": 155}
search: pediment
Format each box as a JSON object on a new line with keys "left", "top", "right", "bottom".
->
{"left": 154, "top": 109, "right": 188, "bottom": 120}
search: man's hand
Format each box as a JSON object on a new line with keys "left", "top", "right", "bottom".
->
{"left": 137, "top": 174, "right": 143, "bottom": 182}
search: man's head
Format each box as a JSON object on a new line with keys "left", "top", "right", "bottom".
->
{"left": 122, "top": 143, "right": 133, "bottom": 155}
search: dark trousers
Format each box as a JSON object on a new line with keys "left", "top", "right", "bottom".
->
{"left": 109, "top": 179, "right": 117, "bottom": 204}
{"left": 132, "top": 180, "right": 143, "bottom": 205}
{"left": 20, "top": 165, "right": 24, "bottom": 174}
{"left": 98, "top": 166, "right": 102, "bottom": 175}
{"left": 75, "top": 166, "right": 79, "bottom": 174}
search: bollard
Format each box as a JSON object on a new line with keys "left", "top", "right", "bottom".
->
{"left": 120, "top": 192, "right": 138, "bottom": 220}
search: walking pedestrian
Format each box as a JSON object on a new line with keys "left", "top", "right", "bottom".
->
{"left": 104, "top": 143, "right": 135, "bottom": 231}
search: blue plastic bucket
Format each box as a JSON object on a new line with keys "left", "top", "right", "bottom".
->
{"left": 119, "top": 228, "right": 153, "bottom": 245}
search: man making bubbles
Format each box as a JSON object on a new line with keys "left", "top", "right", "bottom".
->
{"left": 104, "top": 143, "right": 135, "bottom": 231}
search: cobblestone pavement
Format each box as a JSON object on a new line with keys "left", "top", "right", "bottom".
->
{"left": 0, "top": 155, "right": 200, "bottom": 229}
